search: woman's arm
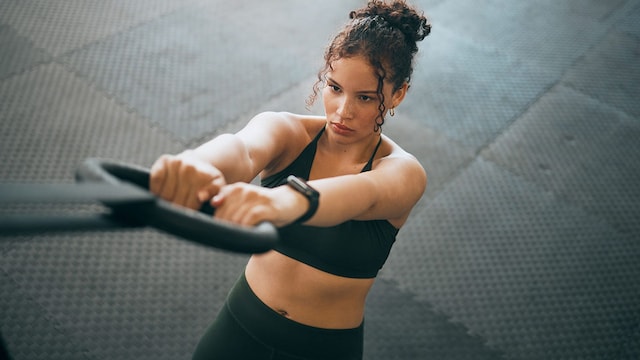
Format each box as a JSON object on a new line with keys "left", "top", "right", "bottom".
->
{"left": 211, "top": 137, "right": 426, "bottom": 229}
{"left": 149, "top": 112, "right": 305, "bottom": 209}
{"left": 306, "top": 143, "right": 426, "bottom": 227}
{"left": 310, "top": 165, "right": 425, "bottom": 227}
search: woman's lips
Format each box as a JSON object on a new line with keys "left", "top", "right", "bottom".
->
{"left": 331, "top": 122, "right": 353, "bottom": 133}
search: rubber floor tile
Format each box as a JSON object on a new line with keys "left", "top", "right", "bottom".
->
{"left": 562, "top": 30, "right": 640, "bottom": 118}
{"left": 431, "top": 0, "right": 613, "bottom": 74}
{"left": 1, "top": 230, "right": 249, "bottom": 360}
{"left": 0, "top": 0, "right": 206, "bottom": 56}
{"left": 401, "top": 28, "right": 556, "bottom": 149}
{"left": 483, "top": 84, "right": 640, "bottom": 235}
{"left": 0, "top": 24, "right": 51, "bottom": 81}
{"left": 365, "top": 277, "right": 504, "bottom": 360}
{"left": 384, "top": 158, "right": 640, "bottom": 360}
{"left": 0, "top": 63, "right": 184, "bottom": 182}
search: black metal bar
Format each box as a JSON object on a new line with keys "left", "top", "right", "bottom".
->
{"left": 0, "top": 183, "right": 154, "bottom": 205}
{"left": 0, "top": 159, "right": 279, "bottom": 253}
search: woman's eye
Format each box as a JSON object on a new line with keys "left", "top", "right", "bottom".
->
{"left": 330, "top": 85, "right": 341, "bottom": 92}
{"left": 359, "top": 95, "right": 372, "bottom": 101}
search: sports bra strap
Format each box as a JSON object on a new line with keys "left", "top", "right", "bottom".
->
{"left": 312, "top": 127, "right": 381, "bottom": 173}
{"left": 362, "top": 136, "right": 383, "bottom": 172}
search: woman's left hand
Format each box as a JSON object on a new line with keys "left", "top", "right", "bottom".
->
{"left": 210, "top": 183, "right": 308, "bottom": 227}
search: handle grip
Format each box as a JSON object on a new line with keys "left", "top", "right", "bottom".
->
{"left": 76, "top": 158, "right": 279, "bottom": 254}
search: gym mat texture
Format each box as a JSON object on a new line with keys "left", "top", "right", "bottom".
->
{"left": 1, "top": 0, "right": 639, "bottom": 359}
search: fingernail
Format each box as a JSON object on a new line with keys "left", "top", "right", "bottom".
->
{"left": 211, "top": 194, "right": 222, "bottom": 205}
{"left": 197, "top": 190, "right": 208, "bottom": 202}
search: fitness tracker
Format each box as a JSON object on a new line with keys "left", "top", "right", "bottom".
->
{"left": 286, "top": 175, "right": 320, "bottom": 223}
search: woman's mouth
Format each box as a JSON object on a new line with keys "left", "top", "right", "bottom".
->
{"left": 331, "top": 122, "right": 353, "bottom": 133}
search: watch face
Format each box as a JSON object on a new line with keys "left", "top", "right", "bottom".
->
{"left": 286, "top": 176, "right": 319, "bottom": 223}
{"left": 287, "top": 176, "right": 318, "bottom": 198}
{"left": 288, "top": 176, "right": 305, "bottom": 189}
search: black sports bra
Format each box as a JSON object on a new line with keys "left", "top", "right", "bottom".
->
{"left": 261, "top": 127, "right": 398, "bottom": 279}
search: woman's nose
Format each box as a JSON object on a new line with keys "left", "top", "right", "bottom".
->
{"left": 336, "top": 96, "right": 354, "bottom": 118}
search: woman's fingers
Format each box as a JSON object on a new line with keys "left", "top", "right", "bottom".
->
{"left": 159, "top": 157, "right": 179, "bottom": 202}
{"left": 149, "top": 153, "right": 227, "bottom": 210}
{"left": 149, "top": 155, "right": 170, "bottom": 195}
{"left": 212, "top": 184, "right": 274, "bottom": 226}
{"left": 210, "top": 185, "right": 240, "bottom": 223}
{"left": 151, "top": 153, "right": 287, "bottom": 226}
{"left": 199, "top": 180, "right": 224, "bottom": 203}
{"left": 150, "top": 155, "right": 181, "bottom": 202}
{"left": 180, "top": 188, "right": 202, "bottom": 211}
{"left": 174, "top": 163, "right": 200, "bottom": 209}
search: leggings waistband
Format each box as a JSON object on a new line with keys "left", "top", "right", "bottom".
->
{"left": 226, "top": 272, "right": 364, "bottom": 359}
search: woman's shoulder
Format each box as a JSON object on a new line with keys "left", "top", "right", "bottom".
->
{"left": 249, "top": 111, "right": 326, "bottom": 139}
{"left": 376, "top": 134, "right": 426, "bottom": 177}
{"left": 246, "top": 112, "right": 327, "bottom": 177}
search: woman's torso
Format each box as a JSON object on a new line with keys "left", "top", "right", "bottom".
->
{"left": 246, "top": 115, "right": 399, "bottom": 329}
{"left": 245, "top": 253, "right": 374, "bottom": 329}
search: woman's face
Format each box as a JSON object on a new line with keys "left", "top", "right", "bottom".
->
{"left": 322, "top": 56, "right": 405, "bottom": 141}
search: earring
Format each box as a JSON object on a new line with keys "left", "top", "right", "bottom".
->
{"left": 389, "top": 108, "right": 395, "bottom": 117}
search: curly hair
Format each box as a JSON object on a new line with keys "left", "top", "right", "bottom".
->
{"left": 307, "top": 0, "right": 431, "bottom": 131}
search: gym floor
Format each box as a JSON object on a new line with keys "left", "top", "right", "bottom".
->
{"left": 1, "top": 1, "right": 639, "bottom": 359}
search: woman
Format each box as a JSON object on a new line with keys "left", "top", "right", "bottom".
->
{"left": 150, "top": 1, "right": 431, "bottom": 359}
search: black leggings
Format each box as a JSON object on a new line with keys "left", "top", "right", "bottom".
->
{"left": 192, "top": 272, "right": 364, "bottom": 360}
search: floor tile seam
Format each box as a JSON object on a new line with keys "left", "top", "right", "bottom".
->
{"left": 478, "top": 148, "right": 638, "bottom": 239}
{"left": 0, "top": 57, "right": 56, "bottom": 84}
{"left": 185, "top": 100, "right": 274, "bottom": 147}
{"left": 0, "top": 264, "right": 95, "bottom": 360}
{"left": 2, "top": 6, "right": 193, "bottom": 146}
{"left": 392, "top": 202, "right": 638, "bottom": 359}
{"left": 426, "top": 22, "right": 569, "bottom": 155}
{"left": 462, "top": 1, "right": 632, "bottom": 155}
{"left": 472, "top": 19, "right": 620, "bottom": 155}
{"left": 383, "top": 109, "right": 478, "bottom": 203}
{"left": 559, "top": 81, "right": 640, "bottom": 122}
{"left": 0, "top": 59, "right": 53, "bottom": 83}
{"left": 184, "top": 106, "right": 264, "bottom": 148}
{"left": 555, "top": 20, "right": 640, "bottom": 117}
{"left": 552, "top": 15, "right": 635, "bottom": 85}
{"left": 0, "top": 21, "right": 56, "bottom": 83}
{"left": 184, "top": 74, "right": 321, "bottom": 147}
{"left": 376, "top": 272, "right": 507, "bottom": 359}
{"left": 467, "top": 17, "right": 637, "bottom": 224}
{"left": 399, "top": 24, "right": 559, "bottom": 203}
{"left": 52, "top": 58, "right": 189, "bottom": 148}
{"left": 52, "top": 1, "right": 205, "bottom": 60}
{"left": 438, "top": 77, "right": 559, "bottom": 203}
{"left": 420, "top": 153, "right": 475, "bottom": 203}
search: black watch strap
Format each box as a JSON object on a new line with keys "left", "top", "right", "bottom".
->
{"left": 286, "top": 175, "right": 320, "bottom": 223}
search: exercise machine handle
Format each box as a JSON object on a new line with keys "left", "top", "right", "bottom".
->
{"left": 75, "top": 158, "right": 279, "bottom": 253}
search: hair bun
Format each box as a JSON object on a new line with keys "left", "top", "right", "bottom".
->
{"left": 350, "top": 0, "right": 431, "bottom": 43}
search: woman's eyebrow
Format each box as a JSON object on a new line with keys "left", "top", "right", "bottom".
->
{"left": 326, "top": 77, "right": 378, "bottom": 94}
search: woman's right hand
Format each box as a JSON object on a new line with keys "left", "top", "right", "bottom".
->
{"left": 149, "top": 150, "right": 227, "bottom": 211}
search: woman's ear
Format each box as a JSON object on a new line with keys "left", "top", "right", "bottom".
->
{"left": 391, "top": 82, "right": 409, "bottom": 108}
